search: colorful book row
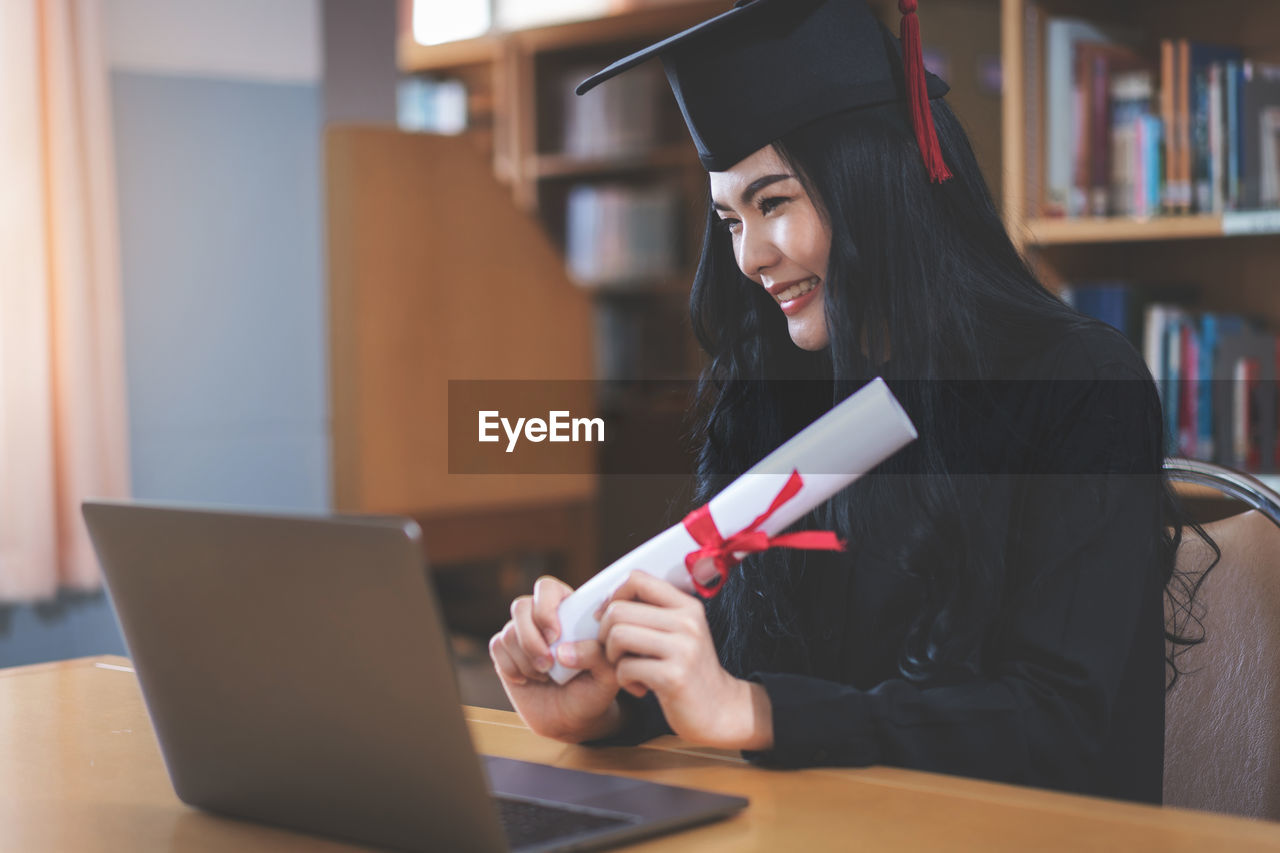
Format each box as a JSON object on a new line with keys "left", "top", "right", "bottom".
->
{"left": 1064, "top": 283, "right": 1279, "bottom": 471}
{"left": 1029, "top": 9, "right": 1280, "bottom": 219}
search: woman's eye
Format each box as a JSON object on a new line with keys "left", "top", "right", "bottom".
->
{"left": 717, "top": 218, "right": 742, "bottom": 234}
{"left": 758, "top": 196, "right": 789, "bottom": 215}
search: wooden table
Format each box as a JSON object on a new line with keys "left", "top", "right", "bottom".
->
{"left": 5, "top": 656, "right": 1280, "bottom": 852}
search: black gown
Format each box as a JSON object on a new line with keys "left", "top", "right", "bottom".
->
{"left": 594, "top": 323, "right": 1169, "bottom": 805}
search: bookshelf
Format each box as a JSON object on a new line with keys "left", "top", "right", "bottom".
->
{"left": 396, "top": 0, "right": 1280, "bottom": 498}
{"left": 399, "top": 1, "right": 731, "bottom": 389}
{"left": 398, "top": 2, "right": 740, "bottom": 568}
{"left": 1001, "top": 0, "right": 1280, "bottom": 481}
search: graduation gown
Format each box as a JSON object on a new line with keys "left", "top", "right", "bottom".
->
{"left": 595, "top": 323, "right": 1169, "bottom": 805}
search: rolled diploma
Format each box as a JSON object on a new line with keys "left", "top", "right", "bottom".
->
{"left": 548, "top": 377, "right": 918, "bottom": 684}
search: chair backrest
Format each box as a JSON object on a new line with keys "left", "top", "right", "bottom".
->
{"left": 1163, "top": 464, "right": 1280, "bottom": 817}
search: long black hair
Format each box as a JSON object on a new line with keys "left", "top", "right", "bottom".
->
{"left": 686, "top": 94, "right": 1214, "bottom": 688}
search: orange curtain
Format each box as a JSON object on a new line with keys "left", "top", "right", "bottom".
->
{"left": 0, "top": 0, "right": 130, "bottom": 600}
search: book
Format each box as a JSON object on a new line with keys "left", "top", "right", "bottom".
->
{"left": 1241, "top": 62, "right": 1280, "bottom": 210}
{"left": 1163, "top": 308, "right": 1189, "bottom": 452}
{"left": 1137, "top": 113, "right": 1164, "bottom": 217}
{"left": 1143, "top": 303, "right": 1169, "bottom": 393}
{"left": 396, "top": 77, "right": 468, "bottom": 134}
{"left": 1044, "top": 17, "right": 1133, "bottom": 216}
{"left": 1261, "top": 106, "right": 1280, "bottom": 208}
{"left": 1178, "top": 319, "right": 1199, "bottom": 457}
{"left": 1177, "top": 39, "right": 1190, "bottom": 213}
{"left": 1070, "top": 281, "right": 1134, "bottom": 338}
{"left": 565, "top": 183, "right": 681, "bottom": 288}
{"left": 1206, "top": 314, "right": 1243, "bottom": 463}
{"left": 1160, "top": 39, "right": 1179, "bottom": 212}
{"left": 1214, "top": 320, "right": 1278, "bottom": 470}
{"left": 1110, "top": 70, "right": 1155, "bottom": 216}
{"left": 1208, "top": 63, "right": 1225, "bottom": 213}
{"left": 561, "top": 63, "right": 660, "bottom": 159}
{"left": 1227, "top": 60, "right": 1242, "bottom": 209}
{"left": 1073, "top": 44, "right": 1147, "bottom": 216}
{"left": 1234, "top": 357, "right": 1256, "bottom": 468}
{"left": 1199, "top": 313, "right": 1219, "bottom": 459}
{"left": 1186, "top": 43, "right": 1244, "bottom": 212}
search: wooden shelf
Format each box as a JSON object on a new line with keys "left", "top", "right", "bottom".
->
{"left": 528, "top": 144, "right": 695, "bottom": 179}
{"left": 1024, "top": 215, "right": 1224, "bottom": 245}
{"left": 571, "top": 265, "right": 696, "bottom": 295}
{"left": 1021, "top": 211, "right": 1280, "bottom": 247}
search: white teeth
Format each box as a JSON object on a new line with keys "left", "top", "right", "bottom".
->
{"left": 776, "top": 277, "right": 819, "bottom": 303}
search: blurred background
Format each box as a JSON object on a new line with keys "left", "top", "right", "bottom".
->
{"left": 2, "top": 0, "right": 1279, "bottom": 709}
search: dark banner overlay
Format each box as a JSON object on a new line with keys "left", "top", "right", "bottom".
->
{"left": 448, "top": 380, "right": 696, "bottom": 476}
{"left": 447, "top": 379, "right": 1278, "bottom": 476}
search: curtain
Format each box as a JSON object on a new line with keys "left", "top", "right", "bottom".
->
{"left": 0, "top": 0, "right": 130, "bottom": 601}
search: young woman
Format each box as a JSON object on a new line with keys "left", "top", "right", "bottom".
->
{"left": 489, "top": 0, "right": 1199, "bottom": 804}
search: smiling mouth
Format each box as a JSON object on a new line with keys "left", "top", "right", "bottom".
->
{"left": 775, "top": 276, "right": 819, "bottom": 303}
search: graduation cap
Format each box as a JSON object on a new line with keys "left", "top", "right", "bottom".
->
{"left": 577, "top": 0, "right": 953, "bottom": 182}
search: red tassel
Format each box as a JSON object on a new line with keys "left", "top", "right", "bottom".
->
{"left": 898, "top": 0, "right": 952, "bottom": 183}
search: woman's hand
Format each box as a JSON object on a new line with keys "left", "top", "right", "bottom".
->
{"left": 598, "top": 570, "right": 774, "bottom": 751}
{"left": 490, "top": 576, "right": 623, "bottom": 743}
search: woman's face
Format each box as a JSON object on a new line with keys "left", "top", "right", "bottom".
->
{"left": 709, "top": 145, "right": 832, "bottom": 351}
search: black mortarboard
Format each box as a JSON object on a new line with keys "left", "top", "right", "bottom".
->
{"left": 577, "top": 0, "right": 953, "bottom": 181}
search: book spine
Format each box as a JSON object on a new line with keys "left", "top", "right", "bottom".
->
{"left": 1198, "top": 314, "right": 1217, "bottom": 460}
{"left": 1166, "top": 315, "right": 1182, "bottom": 450}
{"left": 1143, "top": 304, "right": 1167, "bottom": 398}
{"left": 1209, "top": 63, "right": 1225, "bottom": 213}
{"left": 1191, "top": 62, "right": 1210, "bottom": 212}
{"left": 1179, "top": 321, "right": 1199, "bottom": 457}
{"left": 1091, "top": 52, "right": 1112, "bottom": 216}
{"left": 1161, "top": 39, "right": 1178, "bottom": 212}
{"left": 1145, "top": 114, "right": 1165, "bottom": 216}
{"left": 1071, "top": 46, "right": 1092, "bottom": 217}
{"left": 1178, "top": 39, "right": 1192, "bottom": 213}
{"left": 1228, "top": 60, "right": 1241, "bottom": 208}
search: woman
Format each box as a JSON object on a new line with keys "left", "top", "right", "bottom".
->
{"left": 489, "top": 0, "right": 1198, "bottom": 804}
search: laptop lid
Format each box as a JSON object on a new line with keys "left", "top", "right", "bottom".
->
{"left": 82, "top": 501, "right": 747, "bottom": 853}
{"left": 83, "top": 501, "right": 508, "bottom": 853}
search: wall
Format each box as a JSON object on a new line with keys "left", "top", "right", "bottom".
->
{"left": 322, "top": 0, "right": 398, "bottom": 124}
{"left": 1, "top": 0, "right": 327, "bottom": 667}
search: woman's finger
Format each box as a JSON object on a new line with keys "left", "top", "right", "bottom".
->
{"left": 597, "top": 599, "right": 684, "bottom": 640}
{"left": 501, "top": 621, "right": 550, "bottom": 682}
{"left": 599, "top": 570, "right": 694, "bottom": 618}
{"left": 532, "top": 576, "right": 573, "bottom": 645}
{"left": 616, "top": 656, "right": 673, "bottom": 696}
{"left": 489, "top": 629, "right": 527, "bottom": 686}
{"left": 510, "top": 596, "right": 553, "bottom": 674}
{"left": 602, "top": 623, "right": 676, "bottom": 665}
{"left": 556, "top": 639, "right": 617, "bottom": 690}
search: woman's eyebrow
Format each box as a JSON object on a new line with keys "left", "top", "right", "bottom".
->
{"left": 711, "top": 173, "right": 795, "bottom": 211}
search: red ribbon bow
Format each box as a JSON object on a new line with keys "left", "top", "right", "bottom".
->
{"left": 681, "top": 470, "right": 847, "bottom": 598}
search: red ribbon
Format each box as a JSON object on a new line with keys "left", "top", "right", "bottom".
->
{"left": 681, "top": 470, "right": 846, "bottom": 598}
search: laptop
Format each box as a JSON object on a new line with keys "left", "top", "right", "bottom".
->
{"left": 82, "top": 501, "right": 747, "bottom": 853}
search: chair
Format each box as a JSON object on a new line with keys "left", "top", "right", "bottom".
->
{"left": 1162, "top": 458, "right": 1280, "bottom": 819}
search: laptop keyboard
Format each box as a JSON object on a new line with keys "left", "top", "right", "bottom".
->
{"left": 495, "top": 796, "right": 633, "bottom": 848}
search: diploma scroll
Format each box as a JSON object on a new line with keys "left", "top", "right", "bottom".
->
{"left": 547, "top": 377, "right": 918, "bottom": 684}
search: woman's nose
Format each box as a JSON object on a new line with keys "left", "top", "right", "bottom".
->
{"left": 736, "top": 225, "right": 780, "bottom": 279}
